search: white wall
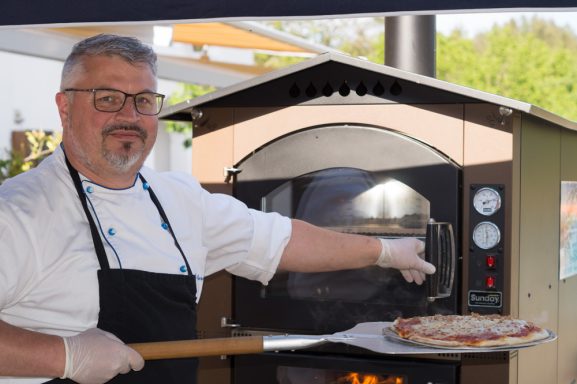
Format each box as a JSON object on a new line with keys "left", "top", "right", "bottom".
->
{"left": 0, "top": 51, "right": 191, "bottom": 174}
{"left": 0, "top": 51, "right": 63, "bottom": 149}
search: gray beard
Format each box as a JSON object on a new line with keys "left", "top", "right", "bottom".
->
{"left": 102, "top": 142, "right": 143, "bottom": 173}
{"left": 101, "top": 124, "right": 148, "bottom": 173}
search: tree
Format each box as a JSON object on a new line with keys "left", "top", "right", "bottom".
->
{"left": 256, "top": 18, "right": 384, "bottom": 68}
{"left": 437, "top": 17, "right": 577, "bottom": 121}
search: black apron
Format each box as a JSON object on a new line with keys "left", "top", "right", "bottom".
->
{"left": 48, "top": 156, "right": 198, "bottom": 383}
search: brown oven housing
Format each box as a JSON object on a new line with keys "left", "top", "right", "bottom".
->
{"left": 161, "top": 53, "right": 577, "bottom": 384}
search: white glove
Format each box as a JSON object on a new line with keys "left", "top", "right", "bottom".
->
{"left": 376, "top": 238, "right": 436, "bottom": 285}
{"left": 61, "top": 328, "right": 144, "bottom": 384}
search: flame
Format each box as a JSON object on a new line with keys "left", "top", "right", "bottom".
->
{"left": 338, "top": 372, "right": 404, "bottom": 384}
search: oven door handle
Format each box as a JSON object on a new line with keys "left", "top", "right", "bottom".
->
{"left": 425, "top": 219, "right": 455, "bottom": 302}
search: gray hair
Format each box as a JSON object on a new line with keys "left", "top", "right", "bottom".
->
{"left": 61, "top": 34, "right": 157, "bottom": 88}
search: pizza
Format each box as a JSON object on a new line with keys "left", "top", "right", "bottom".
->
{"left": 391, "top": 313, "right": 550, "bottom": 348}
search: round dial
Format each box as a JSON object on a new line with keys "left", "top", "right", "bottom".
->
{"left": 472, "top": 221, "right": 501, "bottom": 250}
{"left": 473, "top": 187, "right": 502, "bottom": 216}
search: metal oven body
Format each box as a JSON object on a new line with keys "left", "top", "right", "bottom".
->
{"left": 160, "top": 54, "right": 577, "bottom": 384}
{"left": 189, "top": 92, "right": 513, "bottom": 384}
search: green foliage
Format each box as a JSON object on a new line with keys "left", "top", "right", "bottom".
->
{"left": 257, "top": 18, "right": 384, "bottom": 69}
{"left": 0, "top": 130, "right": 62, "bottom": 184}
{"left": 164, "top": 83, "right": 215, "bottom": 148}
{"left": 253, "top": 53, "right": 307, "bottom": 69}
{"left": 436, "top": 17, "right": 577, "bottom": 121}
{"left": 263, "top": 19, "right": 383, "bottom": 48}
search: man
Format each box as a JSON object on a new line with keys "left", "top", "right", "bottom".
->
{"left": 0, "top": 34, "right": 434, "bottom": 384}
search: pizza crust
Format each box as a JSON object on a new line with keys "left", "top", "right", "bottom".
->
{"left": 392, "top": 314, "right": 550, "bottom": 348}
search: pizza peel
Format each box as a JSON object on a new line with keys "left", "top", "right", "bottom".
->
{"left": 128, "top": 321, "right": 557, "bottom": 360}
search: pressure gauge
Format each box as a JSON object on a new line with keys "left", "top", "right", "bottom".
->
{"left": 472, "top": 221, "right": 501, "bottom": 250}
{"left": 473, "top": 187, "right": 502, "bottom": 216}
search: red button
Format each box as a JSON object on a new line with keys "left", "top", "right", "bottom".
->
{"left": 486, "top": 276, "right": 496, "bottom": 288}
{"left": 486, "top": 255, "right": 496, "bottom": 268}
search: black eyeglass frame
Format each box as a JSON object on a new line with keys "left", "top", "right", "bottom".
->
{"left": 63, "top": 88, "right": 166, "bottom": 116}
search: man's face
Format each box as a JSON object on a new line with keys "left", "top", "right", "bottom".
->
{"left": 56, "top": 55, "right": 158, "bottom": 184}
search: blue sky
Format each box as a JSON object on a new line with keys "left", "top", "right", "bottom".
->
{"left": 437, "top": 11, "right": 577, "bottom": 36}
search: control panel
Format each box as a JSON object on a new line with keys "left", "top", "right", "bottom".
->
{"left": 468, "top": 184, "right": 505, "bottom": 314}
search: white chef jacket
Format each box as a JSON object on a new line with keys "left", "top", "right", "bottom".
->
{"left": 0, "top": 146, "right": 292, "bottom": 384}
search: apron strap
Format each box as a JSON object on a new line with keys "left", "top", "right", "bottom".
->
{"left": 64, "top": 153, "right": 111, "bottom": 269}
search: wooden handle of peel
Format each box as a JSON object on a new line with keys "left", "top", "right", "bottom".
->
{"left": 128, "top": 336, "right": 264, "bottom": 360}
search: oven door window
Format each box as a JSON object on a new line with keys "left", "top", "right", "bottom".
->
{"left": 262, "top": 167, "right": 430, "bottom": 237}
{"left": 261, "top": 167, "right": 430, "bottom": 303}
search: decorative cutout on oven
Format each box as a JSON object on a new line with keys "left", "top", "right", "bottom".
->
{"left": 287, "top": 79, "right": 404, "bottom": 99}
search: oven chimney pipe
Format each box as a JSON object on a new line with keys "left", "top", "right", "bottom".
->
{"left": 384, "top": 15, "right": 436, "bottom": 78}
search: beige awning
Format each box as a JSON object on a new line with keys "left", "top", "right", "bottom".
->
{"left": 47, "top": 22, "right": 322, "bottom": 54}
{"left": 2, "top": 23, "right": 332, "bottom": 85}
{"left": 172, "top": 23, "right": 310, "bottom": 52}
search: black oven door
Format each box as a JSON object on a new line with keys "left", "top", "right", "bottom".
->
{"left": 233, "top": 124, "right": 461, "bottom": 334}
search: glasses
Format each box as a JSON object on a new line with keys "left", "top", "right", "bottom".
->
{"left": 64, "top": 88, "right": 165, "bottom": 116}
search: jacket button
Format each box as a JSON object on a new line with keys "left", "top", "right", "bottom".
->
{"left": 108, "top": 228, "right": 116, "bottom": 236}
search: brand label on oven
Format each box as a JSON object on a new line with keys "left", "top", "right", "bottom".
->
{"left": 468, "top": 290, "right": 502, "bottom": 308}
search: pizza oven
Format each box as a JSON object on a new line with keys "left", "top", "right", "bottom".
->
{"left": 161, "top": 53, "right": 577, "bottom": 384}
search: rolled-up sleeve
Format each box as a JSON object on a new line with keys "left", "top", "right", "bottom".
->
{"left": 225, "top": 209, "right": 292, "bottom": 284}
{"left": 201, "top": 189, "right": 292, "bottom": 285}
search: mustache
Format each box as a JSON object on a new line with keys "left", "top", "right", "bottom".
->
{"left": 102, "top": 124, "right": 148, "bottom": 140}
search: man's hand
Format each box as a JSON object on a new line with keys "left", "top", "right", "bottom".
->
{"left": 61, "top": 328, "right": 144, "bottom": 384}
{"left": 376, "top": 238, "right": 436, "bottom": 285}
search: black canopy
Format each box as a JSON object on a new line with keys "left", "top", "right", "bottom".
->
{"left": 2, "top": 1, "right": 577, "bottom": 27}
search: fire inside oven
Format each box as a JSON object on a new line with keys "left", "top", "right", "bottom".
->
{"left": 278, "top": 367, "right": 403, "bottom": 384}
{"left": 233, "top": 353, "right": 458, "bottom": 384}
{"left": 233, "top": 124, "right": 461, "bottom": 335}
